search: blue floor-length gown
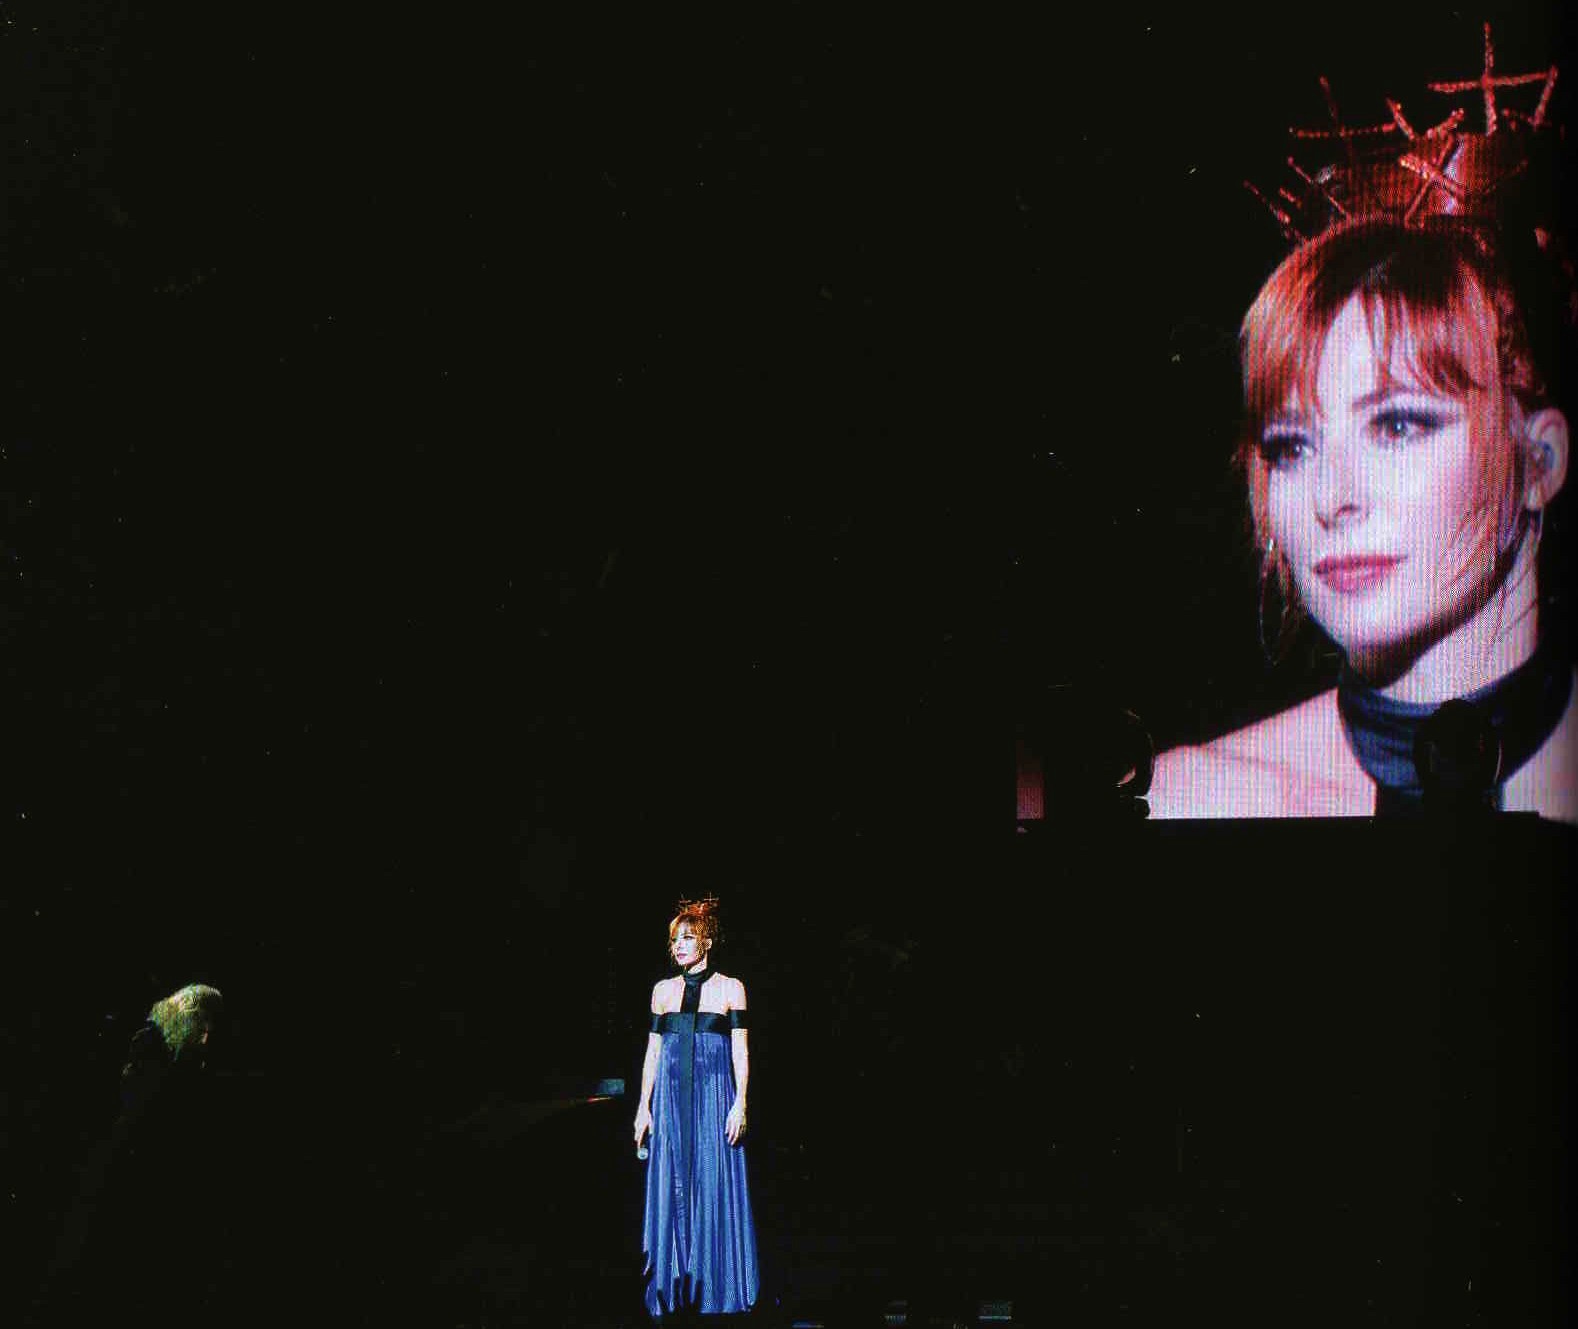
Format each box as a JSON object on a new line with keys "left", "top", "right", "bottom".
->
{"left": 641, "top": 974, "right": 758, "bottom": 1317}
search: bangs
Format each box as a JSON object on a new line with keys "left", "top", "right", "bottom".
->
{"left": 1242, "top": 222, "right": 1500, "bottom": 428}
{"left": 1237, "top": 220, "right": 1524, "bottom": 553}
{"left": 670, "top": 910, "right": 716, "bottom": 943}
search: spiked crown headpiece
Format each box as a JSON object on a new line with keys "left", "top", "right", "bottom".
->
{"left": 1246, "top": 23, "right": 1562, "bottom": 247}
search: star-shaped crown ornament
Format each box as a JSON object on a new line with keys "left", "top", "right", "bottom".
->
{"left": 1246, "top": 23, "right": 1562, "bottom": 249}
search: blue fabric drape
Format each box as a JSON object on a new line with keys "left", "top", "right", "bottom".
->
{"left": 641, "top": 972, "right": 757, "bottom": 1317}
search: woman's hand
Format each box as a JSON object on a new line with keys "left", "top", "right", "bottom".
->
{"left": 724, "top": 1097, "right": 747, "bottom": 1146}
{"left": 633, "top": 1104, "right": 653, "bottom": 1150}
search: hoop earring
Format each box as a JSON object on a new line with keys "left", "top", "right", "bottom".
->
{"left": 1257, "top": 537, "right": 1293, "bottom": 664}
{"left": 1492, "top": 506, "right": 1540, "bottom": 586}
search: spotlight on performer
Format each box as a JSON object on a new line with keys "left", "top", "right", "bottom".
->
{"left": 1414, "top": 699, "right": 1501, "bottom": 814}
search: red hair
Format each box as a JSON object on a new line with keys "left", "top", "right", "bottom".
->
{"left": 1238, "top": 218, "right": 1547, "bottom": 591}
{"left": 668, "top": 896, "right": 722, "bottom": 947}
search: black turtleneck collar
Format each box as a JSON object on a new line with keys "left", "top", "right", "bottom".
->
{"left": 679, "top": 965, "right": 714, "bottom": 1013}
{"left": 1337, "top": 632, "right": 1572, "bottom": 814}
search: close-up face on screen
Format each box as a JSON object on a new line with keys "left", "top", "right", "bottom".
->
{"left": 1011, "top": 26, "right": 1576, "bottom": 829}
{"left": 6, "top": 4, "right": 1574, "bottom": 1328}
{"left": 1257, "top": 298, "right": 1492, "bottom": 665}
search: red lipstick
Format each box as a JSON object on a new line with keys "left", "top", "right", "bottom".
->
{"left": 1314, "top": 555, "right": 1403, "bottom": 593}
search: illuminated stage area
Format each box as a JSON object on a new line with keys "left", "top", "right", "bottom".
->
{"left": 13, "top": 818, "right": 1570, "bottom": 1326}
{"left": 353, "top": 820, "right": 1573, "bottom": 1328}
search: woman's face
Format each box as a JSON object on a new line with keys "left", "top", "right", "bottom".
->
{"left": 1260, "top": 295, "right": 1502, "bottom": 670}
{"left": 671, "top": 923, "right": 709, "bottom": 970}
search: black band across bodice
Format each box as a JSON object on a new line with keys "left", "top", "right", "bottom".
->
{"left": 650, "top": 1010, "right": 747, "bottom": 1036}
{"left": 656, "top": 968, "right": 743, "bottom": 1193}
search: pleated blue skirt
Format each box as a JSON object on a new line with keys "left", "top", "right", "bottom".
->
{"left": 641, "top": 1030, "right": 759, "bottom": 1316}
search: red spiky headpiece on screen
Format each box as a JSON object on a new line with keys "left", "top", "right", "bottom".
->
{"left": 1246, "top": 23, "right": 1561, "bottom": 246}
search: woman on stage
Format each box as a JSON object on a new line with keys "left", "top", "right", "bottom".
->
{"left": 1151, "top": 41, "right": 1577, "bottom": 821}
{"left": 634, "top": 897, "right": 758, "bottom": 1318}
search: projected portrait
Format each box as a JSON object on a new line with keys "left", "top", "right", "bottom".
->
{"left": 1151, "top": 36, "right": 1577, "bottom": 820}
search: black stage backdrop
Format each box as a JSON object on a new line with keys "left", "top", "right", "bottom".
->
{"left": 4, "top": 4, "right": 1574, "bottom": 1326}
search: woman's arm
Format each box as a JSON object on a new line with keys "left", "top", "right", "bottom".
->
{"left": 725, "top": 978, "right": 748, "bottom": 1146}
{"left": 633, "top": 982, "right": 665, "bottom": 1148}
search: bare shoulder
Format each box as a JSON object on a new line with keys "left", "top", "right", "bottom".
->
{"left": 705, "top": 971, "right": 746, "bottom": 1010}
{"left": 1505, "top": 671, "right": 1578, "bottom": 825}
{"left": 1149, "top": 735, "right": 1292, "bottom": 819}
{"left": 650, "top": 977, "right": 678, "bottom": 1013}
{"left": 1150, "top": 691, "right": 1363, "bottom": 818}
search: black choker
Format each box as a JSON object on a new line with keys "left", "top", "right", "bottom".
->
{"left": 1337, "top": 635, "right": 1572, "bottom": 815}
{"left": 680, "top": 966, "right": 712, "bottom": 1013}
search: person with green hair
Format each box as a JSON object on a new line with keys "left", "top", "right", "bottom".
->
{"left": 145, "top": 982, "right": 224, "bottom": 1058}
{"left": 30, "top": 982, "right": 233, "bottom": 1327}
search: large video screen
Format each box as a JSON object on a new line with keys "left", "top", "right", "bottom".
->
{"left": 1009, "top": 16, "right": 1576, "bottom": 827}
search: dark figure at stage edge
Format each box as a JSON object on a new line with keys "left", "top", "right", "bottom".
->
{"left": 634, "top": 897, "right": 759, "bottom": 1317}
